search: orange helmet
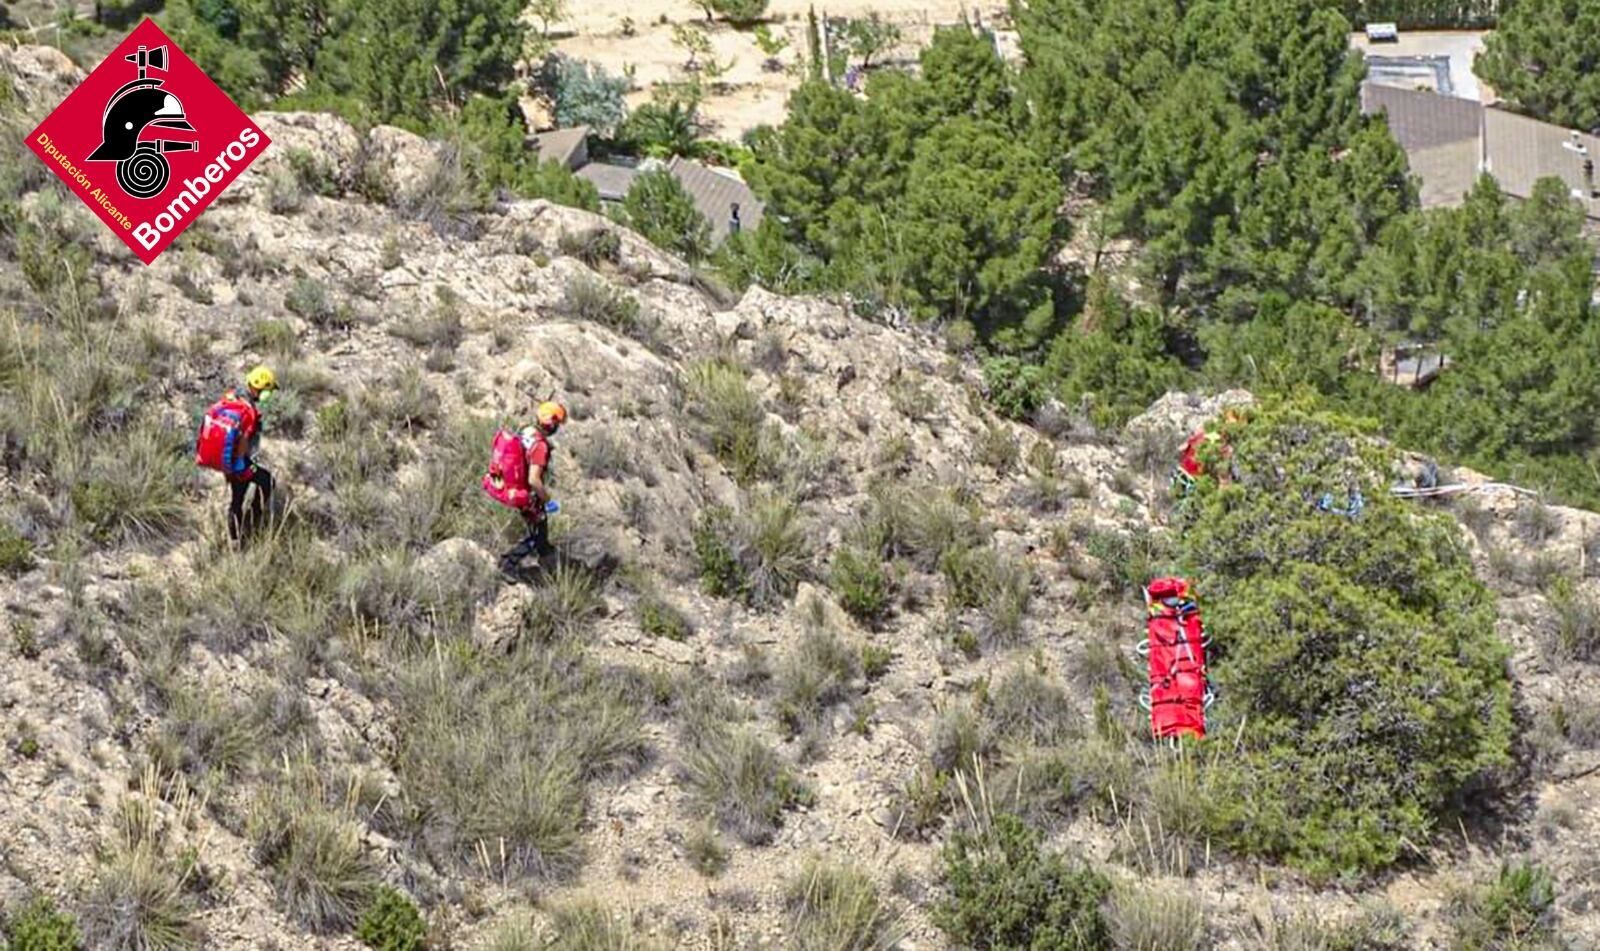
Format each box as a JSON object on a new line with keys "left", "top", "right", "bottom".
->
{"left": 536, "top": 401, "right": 567, "bottom": 431}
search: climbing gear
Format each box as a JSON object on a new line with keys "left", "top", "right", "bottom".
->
{"left": 483, "top": 428, "right": 534, "bottom": 509}
{"left": 196, "top": 391, "right": 260, "bottom": 480}
{"left": 1316, "top": 489, "right": 1365, "bottom": 517}
{"left": 536, "top": 401, "right": 567, "bottom": 432}
{"left": 1137, "top": 577, "right": 1212, "bottom": 740}
{"left": 246, "top": 365, "right": 277, "bottom": 394}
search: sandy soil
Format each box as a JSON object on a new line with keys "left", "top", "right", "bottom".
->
{"left": 552, "top": 0, "right": 1014, "bottom": 139}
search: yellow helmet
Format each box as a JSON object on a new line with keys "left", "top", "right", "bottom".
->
{"left": 246, "top": 365, "right": 277, "bottom": 394}
{"left": 536, "top": 401, "right": 567, "bottom": 431}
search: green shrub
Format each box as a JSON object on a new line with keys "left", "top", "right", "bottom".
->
{"left": 786, "top": 857, "right": 903, "bottom": 951}
{"left": 856, "top": 486, "right": 983, "bottom": 571}
{"left": 1451, "top": 863, "right": 1559, "bottom": 951}
{"left": 928, "top": 702, "right": 996, "bottom": 776}
{"left": 577, "top": 428, "right": 641, "bottom": 481}
{"left": 1548, "top": 583, "right": 1600, "bottom": 661}
{"left": 683, "top": 359, "right": 775, "bottom": 485}
{"left": 148, "top": 686, "right": 261, "bottom": 793}
{"left": 558, "top": 227, "right": 622, "bottom": 267}
{"left": 356, "top": 887, "right": 426, "bottom": 951}
{"left": 1513, "top": 500, "right": 1560, "bottom": 544}
{"left": 693, "top": 497, "right": 810, "bottom": 609}
{"left": 983, "top": 356, "right": 1049, "bottom": 421}
{"left": 245, "top": 318, "right": 300, "bottom": 359}
{"left": 2, "top": 896, "right": 82, "bottom": 951}
{"left": 1249, "top": 902, "right": 1407, "bottom": 950}
{"left": 251, "top": 759, "right": 380, "bottom": 933}
{"left": 686, "top": 822, "right": 729, "bottom": 877}
{"left": 81, "top": 842, "right": 199, "bottom": 951}
{"left": 1181, "top": 404, "right": 1514, "bottom": 877}
{"left": 563, "top": 273, "right": 653, "bottom": 343}
{"left": 0, "top": 523, "right": 34, "bottom": 576}
{"left": 544, "top": 900, "right": 663, "bottom": 951}
{"left": 934, "top": 813, "right": 1110, "bottom": 950}
{"left": 623, "top": 168, "right": 711, "bottom": 263}
{"left": 710, "top": 0, "right": 768, "bottom": 23}
{"left": 637, "top": 594, "right": 693, "bottom": 641}
{"left": 938, "top": 546, "right": 1032, "bottom": 646}
{"left": 284, "top": 277, "right": 334, "bottom": 324}
{"left": 681, "top": 722, "right": 807, "bottom": 845}
{"left": 987, "top": 666, "right": 1077, "bottom": 748}
{"left": 775, "top": 623, "right": 861, "bottom": 740}
{"left": 743, "top": 493, "right": 809, "bottom": 608}
{"left": 389, "top": 643, "right": 644, "bottom": 878}
{"left": 861, "top": 643, "right": 893, "bottom": 680}
{"left": 1106, "top": 883, "right": 1205, "bottom": 951}
{"left": 68, "top": 425, "right": 190, "bottom": 544}
{"left": 830, "top": 546, "right": 891, "bottom": 626}
{"left": 518, "top": 564, "right": 603, "bottom": 645}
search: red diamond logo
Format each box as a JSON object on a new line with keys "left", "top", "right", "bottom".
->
{"left": 25, "top": 17, "right": 270, "bottom": 264}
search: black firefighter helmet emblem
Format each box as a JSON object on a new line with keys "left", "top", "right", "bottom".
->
{"left": 87, "top": 45, "right": 198, "bottom": 199}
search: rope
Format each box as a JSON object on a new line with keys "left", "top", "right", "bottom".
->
{"left": 1389, "top": 482, "right": 1540, "bottom": 500}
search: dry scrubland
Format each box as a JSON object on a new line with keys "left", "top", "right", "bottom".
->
{"left": 551, "top": 0, "right": 1012, "bottom": 138}
{"left": 3, "top": 42, "right": 1600, "bottom": 951}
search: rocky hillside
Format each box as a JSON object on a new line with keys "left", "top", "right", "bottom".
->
{"left": 3, "top": 44, "right": 1599, "bottom": 951}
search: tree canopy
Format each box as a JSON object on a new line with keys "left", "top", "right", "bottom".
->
{"left": 1476, "top": 0, "right": 1600, "bottom": 132}
{"left": 1179, "top": 403, "right": 1514, "bottom": 877}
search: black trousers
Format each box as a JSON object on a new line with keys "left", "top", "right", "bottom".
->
{"left": 228, "top": 465, "right": 274, "bottom": 540}
{"left": 503, "top": 507, "right": 552, "bottom": 567}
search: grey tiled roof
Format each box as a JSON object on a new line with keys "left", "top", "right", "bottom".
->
{"left": 576, "top": 162, "right": 639, "bottom": 202}
{"left": 667, "top": 157, "right": 765, "bottom": 245}
{"left": 1360, "top": 82, "right": 1600, "bottom": 219}
{"left": 528, "top": 125, "right": 589, "bottom": 170}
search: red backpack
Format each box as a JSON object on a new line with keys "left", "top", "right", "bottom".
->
{"left": 195, "top": 393, "right": 258, "bottom": 479}
{"left": 483, "top": 429, "right": 534, "bottom": 509}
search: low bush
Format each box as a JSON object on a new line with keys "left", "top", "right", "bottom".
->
{"left": 786, "top": 857, "right": 903, "bottom": 951}
{"left": 389, "top": 642, "right": 645, "bottom": 878}
{"left": 775, "top": 623, "right": 861, "bottom": 742}
{"left": 251, "top": 758, "right": 380, "bottom": 933}
{"left": 693, "top": 496, "right": 810, "bottom": 609}
{"left": 987, "top": 666, "right": 1078, "bottom": 748}
{"left": 1450, "top": 863, "right": 1559, "bottom": 951}
{"left": 518, "top": 564, "right": 603, "bottom": 645}
{"left": 563, "top": 273, "right": 654, "bottom": 344}
{"left": 576, "top": 428, "right": 641, "bottom": 481}
{"left": 544, "top": 900, "right": 662, "bottom": 951}
{"left": 829, "top": 546, "right": 892, "bottom": 626}
{"left": 938, "top": 546, "right": 1032, "bottom": 646}
{"left": 148, "top": 685, "right": 262, "bottom": 793}
{"left": 1548, "top": 582, "right": 1600, "bottom": 661}
{"left": 1, "top": 896, "right": 82, "bottom": 951}
{"left": 356, "top": 887, "right": 426, "bottom": 951}
{"left": 81, "top": 796, "right": 202, "bottom": 951}
{"left": 0, "top": 523, "right": 34, "bottom": 576}
{"left": 683, "top": 359, "right": 776, "bottom": 485}
{"left": 558, "top": 227, "right": 622, "bottom": 267}
{"left": 68, "top": 424, "right": 190, "bottom": 544}
{"left": 1106, "top": 883, "right": 1205, "bottom": 951}
{"left": 245, "top": 318, "right": 301, "bottom": 358}
{"left": 934, "top": 813, "right": 1110, "bottom": 950}
{"left": 637, "top": 593, "right": 693, "bottom": 641}
{"left": 1513, "top": 501, "right": 1561, "bottom": 545}
{"left": 1178, "top": 404, "right": 1514, "bottom": 878}
{"left": 855, "top": 486, "right": 983, "bottom": 571}
{"left": 681, "top": 721, "right": 807, "bottom": 845}
{"left": 686, "top": 822, "right": 729, "bottom": 877}
{"left": 1248, "top": 902, "right": 1407, "bottom": 950}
